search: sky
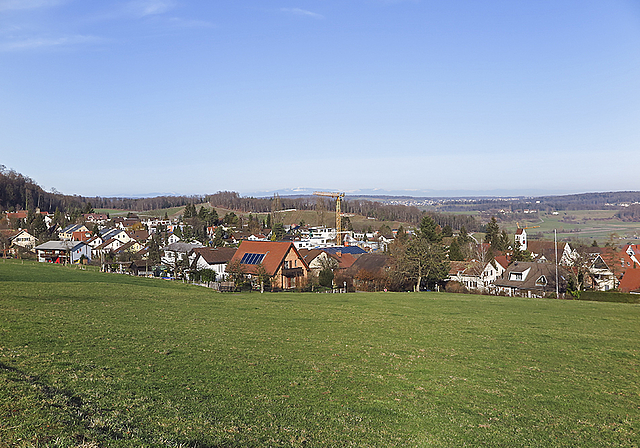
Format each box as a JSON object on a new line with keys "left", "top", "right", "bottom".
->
{"left": 1, "top": 1, "right": 639, "bottom": 198}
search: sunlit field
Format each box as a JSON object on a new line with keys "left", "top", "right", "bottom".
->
{"left": 1, "top": 260, "right": 638, "bottom": 447}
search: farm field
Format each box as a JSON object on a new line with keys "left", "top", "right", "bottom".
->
{"left": 500, "top": 210, "right": 640, "bottom": 245}
{"left": 1, "top": 261, "right": 639, "bottom": 447}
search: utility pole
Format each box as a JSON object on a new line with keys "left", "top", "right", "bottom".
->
{"left": 555, "top": 229, "right": 559, "bottom": 298}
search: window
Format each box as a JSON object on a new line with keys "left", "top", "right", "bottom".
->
{"left": 535, "top": 275, "right": 547, "bottom": 286}
{"left": 510, "top": 272, "right": 523, "bottom": 281}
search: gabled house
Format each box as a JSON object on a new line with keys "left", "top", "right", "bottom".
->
{"left": 584, "top": 253, "right": 618, "bottom": 291}
{"left": 92, "top": 238, "right": 125, "bottom": 259}
{"left": 448, "top": 260, "right": 505, "bottom": 292}
{"left": 59, "top": 224, "right": 90, "bottom": 241}
{"left": 161, "top": 241, "right": 204, "bottom": 267}
{"left": 99, "top": 228, "right": 133, "bottom": 245}
{"left": 345, "top": 253, "right": 391, "bottom": 291}
{"left": 228, "top": 241, "right": 309, "bottom": 289}
{"left": 493, "top": 261, "right": 569, "bottom": 298}
{"left": 126, "top": 230, "right": 150, "bottom": 243}
{"left": 9, "top": 229, "right": 38, "bottom": 251}
{"left": 190, "top": 247, "right": 237, "bottom": 281}
{"left": 167, "top": 233, "right": 181, "bottom": 244}
{"left": 527, "top": 241, "right": 576, "bottom": 266}
{"left": 35, "top": 240, "right": 91, "bottom": 263}
{"left": 83, "top": 213, "right": 108, "bottom": 224}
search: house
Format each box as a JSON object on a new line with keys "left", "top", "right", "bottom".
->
{"left": 92, "top": 238, "right": 125, "bottom": 259}
{"left": 448, "top": 260, "right": 505, "bottom": 292}
{"left": 35, "top": 240, "right": 91, "bottom": 263}
{"left": 113, "top": 240, "right": 145, "bottom": 255}
{"left": 527, "top": 241, "right": 576, "bottom": 265}
{"left": 72, "top": 230, "right": 93, "bottom": 242}
{"left": 190, "top": 247, "right": 237, "bottom": 281}
{"left": 167, "top": 233, "right": 181, "bottom": 244}
{"left": 345, "top": 253, "right": 391, "bottom": 291}
{"left": 126, "top": 229, "right": 150, "bottom": 243}
{"left": 8, "top": 229, "right": 38, "bottom": 251}
{"left": 493, "top": 261, "right": 569, "bottom": 298}
{"left": 58, "top": 224, "right": 90, "bottom": 241}
{"left": 584, "top": 253, "right": 618, "bottom": 291}
{"left": 228, "top": 241, "right": 309, "bottom": 289}
{"left": 161, "top": 241, "right": 204, "bottom": 267}
{"left": 99, "top": 228, "right": 133, "bottom": 245}
{"left": 619, "top": 268, "right": 640, "bottom": 293}
{"left": 83, "top": 213, "right": 108, "bottom": 224}
{"left": 298, "top": 249, "right": 336, "bottom": 275}
{"left": 86, "top": 235, "right": 104, "bottom": 249}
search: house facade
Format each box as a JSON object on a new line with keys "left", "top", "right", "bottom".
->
{"left": 493, "top": 261, "right": 569, "bottom": 298}
{"left": 229, "top": 241, "right": 309, "bottom": 289}
{"left": 448, "top": 260, "right": 506, "bottom": 292}
{"left": 35, "top": 240, "right": 91, "bottom": 263}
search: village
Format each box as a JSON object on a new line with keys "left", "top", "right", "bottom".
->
{"left": 3, "top": 205, "right": 640, "bottom": 296}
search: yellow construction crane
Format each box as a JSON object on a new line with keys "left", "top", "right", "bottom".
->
{"left": 313, "top": 191, "right": 346, "bottom": 245}
{"left": 516, "top": 222, "right": 541, "bottom": 230}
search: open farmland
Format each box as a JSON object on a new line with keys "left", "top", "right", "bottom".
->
{"left": 1, "top": 261, "right": 638, "bottom": 447}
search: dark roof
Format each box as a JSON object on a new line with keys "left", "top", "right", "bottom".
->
{"left": 322, "top": 246, "right": 367, "bottom": 256}
{"left": 191, "top": 247, "right": 236, "bottom": 265}
{"left": 346, "top": 253, "right": 391, "bottom": 276}
{"left": 493, "top": 261, "right": 569, "bottom": 292}
{"left": 527, "top": 241, "right": 568, "bottom": 262}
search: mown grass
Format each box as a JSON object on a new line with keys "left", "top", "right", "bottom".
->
{"left": 1, "top": 260, "right": 639, "bottom": 447}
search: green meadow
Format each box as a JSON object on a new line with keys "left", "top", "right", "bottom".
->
{"left": 1, "top": 261, "right": 638, "bottom": 447}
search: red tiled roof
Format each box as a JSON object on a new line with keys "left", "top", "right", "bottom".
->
{"left": 230, "top": 241, "right": 307, "bottom": 276}
{"left": 619, "top": 268, "right": 640, "bottom": 293}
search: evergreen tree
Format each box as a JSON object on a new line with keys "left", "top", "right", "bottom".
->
{"left": 448, "top": 238, "right": 465, "bottom": 261}
{"left": 441, "top": 224, "right": 453, "bottom": 238}
{"left": 484, "top": 216, "right": 499, "bottom": 247}
{"left": 418, "top": 215, "right": 441, "bottom": 243}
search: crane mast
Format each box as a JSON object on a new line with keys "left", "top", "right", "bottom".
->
{"left": 313, "top": 191, "right": 346, "bottom": 245}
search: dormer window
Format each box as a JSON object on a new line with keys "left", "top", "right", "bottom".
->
{"left": 510, "top": 272, "right": 523, "bottom": 281}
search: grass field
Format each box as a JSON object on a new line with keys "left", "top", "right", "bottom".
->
{"left": 1, "top": 260, "right": 639, "bottom": 447}
{"left": 500, "top": 211, "right": 640, "bottom": 245}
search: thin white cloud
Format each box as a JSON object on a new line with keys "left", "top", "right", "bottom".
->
{"left": 0, "top": 34, "right": 103, "bottom": 51}
{"left": 166, "top": 17, "right": 213, "bottom": 29}
{"left": 124, "top": 0, "right": 176, "bottom": 18}
{"left": 0, "top": 0, "right": 64, "bottom": 11}
{"left": 281, "top": 8, "right": 324, "bottom": 19}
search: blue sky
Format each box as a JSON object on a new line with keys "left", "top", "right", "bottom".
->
{"left": 1, "top": 1, "right": 639, "bottom": 197}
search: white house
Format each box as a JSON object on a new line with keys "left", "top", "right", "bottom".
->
{"left": 190, "top": 247, "right": 236, "bottom": 281}
{"left": 9, "top": 229, "right": 38, "bottom": 251}
{"left": 448, "top": 260, "right": 506, "bottom": 292}
{"left": 35, "top": 240, "right": 91, "bottom": 263}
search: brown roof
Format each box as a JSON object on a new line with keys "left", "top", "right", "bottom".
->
{"left": 493, "top": 261, "right": 569, "bottom": 292}
{"left": 127, "top": 230, "right": 150, "bottom": 242}
{"left": 229, "top": 241, "right": 308, "bottom": 276}
{"left": 192, "top": 247, "right": 236, "bottom": 264}
{"left": 619, "top": 268, "right": 640, "bottom": 293}
{"left": 527, "top": 241, "right": 568, "bottom": 261}
{"left": 346, "top": 253, "right": 391, "bottom": 276}
{"left": 298, "top": 249, "right": 324, "bottom": 265}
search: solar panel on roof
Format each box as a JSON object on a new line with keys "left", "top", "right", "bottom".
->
{"left": 241, "top": 253, "right": 265, "bottom": 265}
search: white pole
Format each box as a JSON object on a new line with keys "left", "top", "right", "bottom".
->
{"left": 555, "top": 229, "right": 559, "bottom": 298}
